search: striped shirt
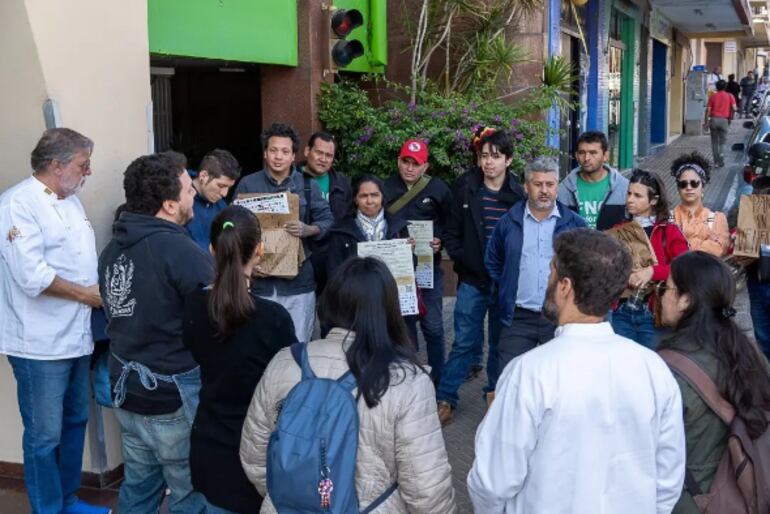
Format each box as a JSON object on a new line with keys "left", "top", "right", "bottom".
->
{"left": 480, "top": 185, "right": 511, "bottom": 242}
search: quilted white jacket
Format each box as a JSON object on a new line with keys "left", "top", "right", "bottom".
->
{"left": 239, "top": 328, "right": 457, "bottom": 513}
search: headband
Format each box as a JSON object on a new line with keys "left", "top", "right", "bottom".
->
{"left": 673, "top": 163, "right": 708, "bottom": 184}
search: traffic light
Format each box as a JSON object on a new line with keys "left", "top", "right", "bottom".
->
{"left": 322, "top": 1, "right": 387, "bottom": 74}
{"left": 330, "top": 8, "right": 364, "bottom": 68}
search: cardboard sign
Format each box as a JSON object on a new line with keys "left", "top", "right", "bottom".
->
{"left": 734, "top": 195, "right": 770, "bottom": 258}
{"left": 234, "top": 192, "right": 304, "bottom": 278}
{"left": 605, "top": 221, "right": 658, "bottom": 298}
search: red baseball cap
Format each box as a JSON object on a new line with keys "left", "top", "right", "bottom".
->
{"left": 399, "top": 139, "right": 429, "bottom": 165}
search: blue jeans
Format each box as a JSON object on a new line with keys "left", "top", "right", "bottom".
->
{"left": 611, "top": 302, "right": 659, "bottom": 349}
{"left": 114, "top": 407, "right": 205, "bottom": 514}
{"left": 436, "top": 282, "right": 501, "bottom": 407}
{"left": 8, "top": 355, "right": 90, "bottom": 514}
{"left": 748, "top": 278, "right": 770, "bottom": 360}
{"left": 406, "top": 266, "right": 446, "bottom": 383}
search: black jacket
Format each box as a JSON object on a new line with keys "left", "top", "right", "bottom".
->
{"left": 444, "top": 170, "right": 525, "bottom": 291}
{"left": 99, "top": 212, "right": 214, "bottom": 414}
{"left": 184, "top": 288, "right": 296, "bottom": 513}
{"left": 326, "top": 213, "right": 410, "bottom": 280}
{"left": 300, "top": 164, "right": 352, "bottom": 222}
{"left": 383, "top": 174, "right": 452, "bottom": 263}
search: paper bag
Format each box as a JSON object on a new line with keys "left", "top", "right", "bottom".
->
{"left": 234, "top": 192, "right": 305, "bottom": 278}
{"left": 734, "top": 195, "right": 770, "bottom": 258}
{"left": 605, "top": 221, "right": 658, "bottom": 298}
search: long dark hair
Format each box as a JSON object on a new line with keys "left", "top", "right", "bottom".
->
{"left": 628, "top": 169, "right": 669, "bottom": 223}
{"left": 660, "top": 252, "right": 770, "bottom": 438}
{"left": 348, "top": 174, "right": 385, "bottom": 217}
{"left": 318, "top": 257, "right": 419, "bottom": 408}
{"left": 208, "top": 206, "right": 262, "bottom": 338}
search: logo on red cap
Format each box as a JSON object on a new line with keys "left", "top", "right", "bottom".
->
{"left": 399, "top": 138, "right": 429, "bottom": 165}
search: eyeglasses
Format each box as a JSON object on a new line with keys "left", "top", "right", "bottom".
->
{"left": 655, "top": 282, "right": 677, "bottom": 296}
{"left": 677, "top": 179, "right": 701, "bottom": 189}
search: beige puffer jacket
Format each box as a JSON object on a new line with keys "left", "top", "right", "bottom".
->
{"left": 239, "top": 328, "right": 457, "bottom": 513}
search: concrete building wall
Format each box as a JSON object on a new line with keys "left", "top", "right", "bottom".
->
{"left": 0, "top": 0, "right": 152, "bottom": 473}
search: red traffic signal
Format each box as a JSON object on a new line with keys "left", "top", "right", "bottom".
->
{"left": 331, "top": 9, "right": 363, "bottom": 38}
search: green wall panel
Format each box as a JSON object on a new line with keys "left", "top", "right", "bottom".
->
{"left": 148, "top": 0, "right": 298, "bottom": 66}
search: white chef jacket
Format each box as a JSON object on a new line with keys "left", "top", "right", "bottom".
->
{"left": 0, "top": 176, "right": 97, "bottom": 359}
{"left": 468, "top": 322, "right": 685, "bottom": 514}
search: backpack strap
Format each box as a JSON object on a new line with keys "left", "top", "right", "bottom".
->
{"left": 360, "top": 483, "right": 399, "bottom": 514}
{"left": 290, "top": 343, "right": 316, "bottom": 380}
{"left": 336, "top": 370, "right": 357, "bottom": 393}
{"left": 387, "top": 175, "right": 431, "bottom": 216}
{"left": 658, "top": 349, "right": 736, "bottom": 424}
{"left": 302, "top": 173, "right": 312, "bottom": 225}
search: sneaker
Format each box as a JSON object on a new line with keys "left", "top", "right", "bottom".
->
{"left": 63, "top": 500, "right": 112, "bottom": 514}
{"left": 465, "top": 364, "right": 484, "bottom": 381}
{"left": 437, "top": 400, "right": 454, "bottom": 427}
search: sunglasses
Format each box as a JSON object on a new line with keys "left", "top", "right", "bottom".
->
{"left": 655, "top": 282, "right": 677, "bottom": 296}
{"left": 677, "top": 179, "right": 701, "bottom": 189}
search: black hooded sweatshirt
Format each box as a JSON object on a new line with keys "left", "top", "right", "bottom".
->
{"left": 99, "top": 212, "right": 213, "bottom": 414}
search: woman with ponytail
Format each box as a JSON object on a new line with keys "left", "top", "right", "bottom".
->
{"left": 183, "top": 205, "right": 297, "bottom": 514}
{"left": 240, "top": 257, "right": 457, "bottom": 513}
{"left": 658, "top": 251, "right": 770, "bottom": 514}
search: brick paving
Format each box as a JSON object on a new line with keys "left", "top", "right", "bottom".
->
{"left": 430, "top": 121, "right": 757, "bottom": 513}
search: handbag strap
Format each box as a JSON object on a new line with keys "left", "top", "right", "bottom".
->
{"left": 658, "top": 349, "right": 736, "bottom": 424}
{"left": 387, "top": 175, "right": 431, "bottom": 216}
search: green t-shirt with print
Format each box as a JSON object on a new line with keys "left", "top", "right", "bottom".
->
{"left": 314, "top": 172, "right": 330, "bottom": 201}
{"left": 576, "top": 173, "right": 610, "bottom": 229}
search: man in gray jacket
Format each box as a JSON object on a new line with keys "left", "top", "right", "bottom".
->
{"left": 557, "top": 131, "right": 629, "bottom": 231}
{"left": 234, "top": 123, "right": 333, "bottom": 343}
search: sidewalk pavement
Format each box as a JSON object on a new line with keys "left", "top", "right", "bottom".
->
{"left": 437, "top": 121, "right": 756, "bottom": 513}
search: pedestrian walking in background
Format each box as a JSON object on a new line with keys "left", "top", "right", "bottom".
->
{"left": 657, "top": 251, "right": 770, "bottom": 514}
{"left": 610, "top": 170, "right": 688, "bottom": 349}
{"left": 383, "top": 138, "right": 452, "bottom": 384}
{"left": 558, "top": 131, "right": 629, "bottom": 230}
{"left": 437, "top": 128, "right": 525, "bottom": 425}
{"left": 186, "top": 149, "right": 241, "bottom": 253}
{"left": 739, "top": 70, "right": 756, "bottom": 117}
{"left": 234, "top": 123, "right": 333, "bottom": 344}
{"left": 469, "top": 229, "right": 685, "bottom": 514}
{"left": 0, "top": 128, "right": 110, "bottom": 514}
{"left": 726, "top": 73, "right": 741, "bottom": 106}
{"left": 240, "top": 257, "right": 457, "bottom": 513}
{"left": 705, "top": 80, "right": 737, "bottom": 167}
{"left": 484, "top": 157, "right": 587, "bottom": 370}
{"left": 669, "top": 152, "right": 730, "bottom": 256}
{"left": 100, "top": 152, "right": 213, "bottom": 514}
{"left": 184, "top": 206, "right": 296, "bottom": 514}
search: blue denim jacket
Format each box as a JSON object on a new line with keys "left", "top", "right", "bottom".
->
{"left": 485, "top": 200, "right": 587, "bottom": 327}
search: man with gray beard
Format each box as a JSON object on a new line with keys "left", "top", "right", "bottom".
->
{"left": 469, "top": 229, "right": 686, "bottom": 514}
{"left": 484, "top": 157, "right": 587, "bottom": 374}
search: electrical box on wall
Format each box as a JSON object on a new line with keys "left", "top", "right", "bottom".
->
{"left": 685, "top": 70, "right": 707, "bottom": 135}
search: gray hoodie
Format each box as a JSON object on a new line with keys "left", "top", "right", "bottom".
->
{"left": 557, "top": 165, "right": 629, "bottom": 230}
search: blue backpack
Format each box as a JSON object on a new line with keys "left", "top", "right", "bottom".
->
{"left": 266, "top": 343, "right": 397, "bottom": 514}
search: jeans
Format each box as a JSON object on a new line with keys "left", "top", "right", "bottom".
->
{"left": 436, "top": 282, "right": 501, "bottom": 408}
{"left": 114, "top": 407, "right": 205, "bottom": 514}
{"left": 497, "top": 308, "right": 555, "bottom": 371}
{"left": 709, "top": 117, "right": 729, "bottom": 166}
{"left": 406, "top": 266, "right": 445, "bottom": 383}
{"left": 742, "top": 93, "right": 753, "bottom": 116}
{"left": 611, "top": 302, "right": 659, "bottom": 349}
{"left": 8, "top": 355, "right": 90, "bottom": 514}
{"left": 748, "top": 278, "right": 770, "bottom": 360}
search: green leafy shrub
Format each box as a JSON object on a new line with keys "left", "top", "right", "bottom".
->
{"left": 318, "top": 78, "right": 554, "bottom": 184}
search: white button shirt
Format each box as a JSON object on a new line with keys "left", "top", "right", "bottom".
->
{"left": 468, "top": 322, "right": 685, "bottom": 514}
{"left": 0, "top": 176, "right": 97, "bottom": 359}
